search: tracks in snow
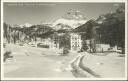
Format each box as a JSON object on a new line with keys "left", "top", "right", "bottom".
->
{"left": 70, "top": 53, "right": 101, "bottom": 78}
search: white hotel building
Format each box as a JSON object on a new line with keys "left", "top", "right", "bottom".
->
{"left": 70, "top": 33, "right": 82, "bottom": 51}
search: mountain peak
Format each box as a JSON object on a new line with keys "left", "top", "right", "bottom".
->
{"left": 62, "top": 9, "right": 86, "bottom": 20}
{"left": 51, "top": 9, "right": 87, "bottom": 30}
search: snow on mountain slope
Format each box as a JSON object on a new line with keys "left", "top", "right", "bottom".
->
{"left": 51, "top": 10, "right": 87, "bottom": 30}
{"left": 19, "top": 23, "right": 32, "bottom": 28}
{"left": 52, "top": 18, "right": 86, "bottom": 30}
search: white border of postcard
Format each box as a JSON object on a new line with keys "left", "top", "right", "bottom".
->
{"left": 1, "top": 0, "right": 128, "bottom": 80}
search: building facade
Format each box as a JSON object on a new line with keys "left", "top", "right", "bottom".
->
{"left": 70, "top": 33, "right": 82, "bottom": 51}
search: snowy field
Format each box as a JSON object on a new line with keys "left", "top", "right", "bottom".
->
{"left": 3, "top": 44, "right": 125, "bottom": 78}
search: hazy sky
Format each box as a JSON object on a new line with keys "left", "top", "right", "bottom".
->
{"left": 4, "top": 2, "right": 124, "bottom": 25}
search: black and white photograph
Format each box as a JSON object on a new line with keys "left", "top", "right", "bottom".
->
{"left": 1, "top": 0, "right": 127, "bottom": 80}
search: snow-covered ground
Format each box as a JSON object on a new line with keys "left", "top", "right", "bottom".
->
{"left": 3, "top": 44, "right": 125, "bottom": 78}
{"left": 82, "top": 52, "right": 125, "bottom": 78}
{"left": 3, "top": 44, "right": 76, "bottom": 78}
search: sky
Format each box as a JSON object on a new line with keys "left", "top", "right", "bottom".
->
{"left": 3, "top": 2, "right": 124, "bottom": 25}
